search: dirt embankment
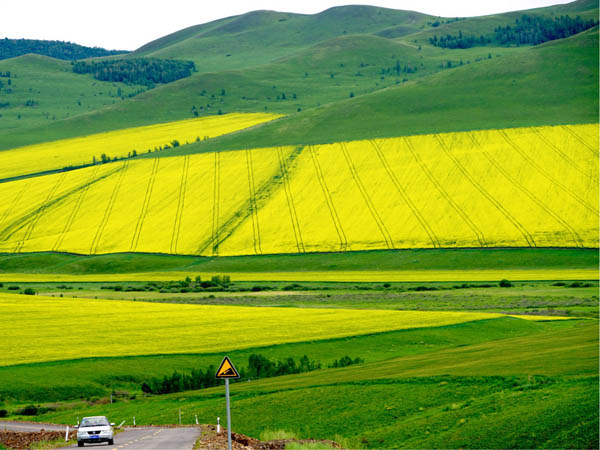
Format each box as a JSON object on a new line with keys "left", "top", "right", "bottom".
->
{"left": 0, "top": 429, "right": 76, "bottom": 449}
{"left": 197, "top": 425, "right": 341, "bottom": 450}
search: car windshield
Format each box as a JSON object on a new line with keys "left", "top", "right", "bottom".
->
{"left": 80, "top": 417, "right": 109, "bottom": 427}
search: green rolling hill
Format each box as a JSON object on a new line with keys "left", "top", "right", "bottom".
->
{"left": 0, "top": 0, "right": 596, "bottom": 151}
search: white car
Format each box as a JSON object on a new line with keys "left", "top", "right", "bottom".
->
{"left": 77, "top": 416, "right": 115, "bottom": 447}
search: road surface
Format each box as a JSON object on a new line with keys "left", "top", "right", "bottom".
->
{"left": 57, "top": 427, "right": 201, "bottom": 450}
{"left": 0, "top": 422, "right": 201, "bottom": 450}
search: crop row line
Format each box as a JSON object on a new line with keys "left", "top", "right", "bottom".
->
{"left": 403, "top": 137, "right": 487, "bottom": 247}
{"left": 14, "top": 172, "right": 67, "bottom": 253}
{"left": 277, "top": 147, "right": 305, "bottom": 253}
{"left": 471, "top": 132, "right": 584, "bottom": 247}
{"left": 246, "top": 149, "right": 263, "bottom": 255}
{"left": 211, "top": 152, "right": 221, "bottom": 256}
{"left": 0, "top": 181, "right": 31, "bottom": 233}
{"left": 52, "top": 166, "right": 99, "bottom": 252}
{"left": 90, "top": 160, "right": 129, "bottom": 255}
{"left": 529, "top": 128, "right": 593, "bottom": 180}
{"left": 435, "top": 134, "right": 536, "bottom": 247}
{"left": 309, "top": 145, "right": 348, "bottom": 251}
{"left": 561, "top": 125, "right": 598, "bottom": 157}
{"left": 369, "top": 139, "right": 441, "bottom": 248}
{"left": 498, "top": 129, "right": 597, "bottom": 215}
{"left": 170, "top": 155, "right": 190, "bottom": 255}
{"left": 340, "top": 142, "right": 393, "bottom": 249}
{"left": 130, "top": 158, "right": 159, "bottom": 252}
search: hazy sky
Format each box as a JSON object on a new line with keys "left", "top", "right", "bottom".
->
{"left": 3, "top": 0, "right": 574, "bottom": 50}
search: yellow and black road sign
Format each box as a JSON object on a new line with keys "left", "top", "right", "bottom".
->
{"left": 215, "top": 356, "right": 240, "bottom": 379}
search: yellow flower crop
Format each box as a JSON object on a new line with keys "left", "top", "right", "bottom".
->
{"left": 0, "top": 123, "right": 596, "bottom": 255}
{"left": 0, "top": 113, "right": 281, "bottom": 180}
{"left": 0, "top": 292, "right": 510, "bottom": 366}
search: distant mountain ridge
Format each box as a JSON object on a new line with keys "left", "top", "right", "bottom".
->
{"left": 0, "top": 37, "right": 128, "bottom": 61}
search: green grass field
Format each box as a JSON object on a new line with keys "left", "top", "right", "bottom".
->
{"left": 2, "top": 318, "right": 596, "bottom": 448}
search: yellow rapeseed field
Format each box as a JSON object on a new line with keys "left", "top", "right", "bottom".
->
{"left": 0, "top": 113, "right": 281, "bottom": 179}
{"left": 0, "top": 123, "right": 596, "bottom": 255}
{"left": 0, "top": 293, "right": 507, "bottom": 366}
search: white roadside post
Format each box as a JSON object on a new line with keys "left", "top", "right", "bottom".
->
{"left": 195, "top": 414, "right": 199, "bottom": 425}
{"left": 133, "top": 416, "right": 136, "bottom": 427}
{"left": 65, "top": 425, "right": 69, "bottom": 441}
{"left": 215, "top": 356, "right": 240, "bottom": 450}
{"left": 217, "top": 417, "right": 220, "bottom": 433}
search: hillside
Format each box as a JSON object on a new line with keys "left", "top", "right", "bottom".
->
{"left": 183, "top": 26, "right": 598, "bottom": 152}
{"left": 132, "top": 7, "right": 432, "bottom": 70}
{"left": 0, "top": 54, "right": 145, "bottom": 135}
{"left": 0, "top": 1, "right": 596, "bottom": 151}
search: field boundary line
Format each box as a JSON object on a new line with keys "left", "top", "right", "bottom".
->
{"left": 561, "top": 125, "right": 598, "bottom": 157}
{"left": 471, "top": 133, "right": 584, "bottom": 247}
{"left": 170, "top": 155, "right": 190, "bottom": 254}
{"left": 0, "top": 181, "right": 31, "bottom": 232}
{"left": 435, "top": 134, "right": 535, "bottom": 247}
{"left": 52, "top": 166, "right": 99, "bottom": 252}
{"left": 529, "top": 128, "right": 593, "bottom": 180}
{"left": 245, "top": 149, "right": 263, "bottom": 255}
{"left": 14, "top": 173, "right": 67, "bottom": 253}
{"left": 340, "top": 142, "right": 393, "bottom": 249}
{"left": 309, "top": 145, "right": 348, "bottom": 251}
{"left": 370, "top": 139, "right": 440, "bottom": 248}
{"left": 277, "top": 146, "right": 305, "bottom": 253}
{"left": 210, "top": 152, "right": 221, "bottom": 256}
{"left": 90, "top": 160, "right": 129, "bottom": 255}
{"left": 498, "top": 129, "right": 597, "bottom": 215}
{"left": 403, "top": 137, "right": 487, "bottom": 247}
{"left": 130, "top": 158, "right": 159, "bottom": 252}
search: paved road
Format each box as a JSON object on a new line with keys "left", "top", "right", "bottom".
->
{"left": 0, "top": 421, "right": 67, "bottom": 432}
{"left": 57, "top": 427, "right": 201, "bottom": 450}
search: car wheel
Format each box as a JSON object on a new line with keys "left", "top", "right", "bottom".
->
{"left": 108, "top": 439, "right": 114, "bottom": 445}
{"left": 77, "top": 441, "right": 84, "bottom": 447}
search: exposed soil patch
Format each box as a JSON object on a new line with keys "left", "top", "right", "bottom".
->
{"left": 0, "top": 429, "right": 75, "bottom": 449}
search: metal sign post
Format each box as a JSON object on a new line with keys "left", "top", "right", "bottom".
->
{"left": 215, "top": 356, "right": 240, "bottom": 450}
{"left": 225, "top": 378, "right": 232, "bottom": 450}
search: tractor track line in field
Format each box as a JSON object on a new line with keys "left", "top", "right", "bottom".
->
{"left": 471, "top": 132, "right": 585, "bottom": 248}
{"left": 14, "top": 173, "right": 67, "bottom": 253}
{"left": 0, "top": 165, "right": 126, "bottom": 246}
{"left": 52, "top": 166, "right": 99, "bottom": 252}
{"left": 498, "top": 129, "right": 597, "bottom": 215}
{"left": 170, "top": 155, "right": 190, "bottom": 255}
{"left": 211, "top": 152, "right": 221, "bottom": 257}
{"left": 561, "top": 125, "right": 598, "bottom": 157}
{"left": 246, "top": 149, "right": 263, "bottom": 255}
{"left": 130, "top": 158, "right": 159, "bottom": 252}
{"left": 340, "top": 142, "right": 393, "bottom": 249}
{"left": 90, "top": 160, "right": 129, "bottom": 255}
{"left": 309, "top": 145, "right": 348, "bottom": 252}
{"left": 403, "top": 136, "right": 487, "bottom": 247}
{"left": 435, "top": 133, "right": 536, "bottom": 247}
{"left": 277, "top": 146, "right": 305, "bottom": 253}
{"left": 529, "top": 128, "right": 593, "bottom": 180}
{"left": 197, "top": 148, "right": 299, "bottom": 255}
{"left": 370, "top": 139, "right": 440, "bottom": 248}
{"left": 0, "top": 181, "right": 31, "bottom": 232}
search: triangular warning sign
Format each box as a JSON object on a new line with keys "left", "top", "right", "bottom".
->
{"left": 215, "top": 356, "right": 240, "bottom": 379}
